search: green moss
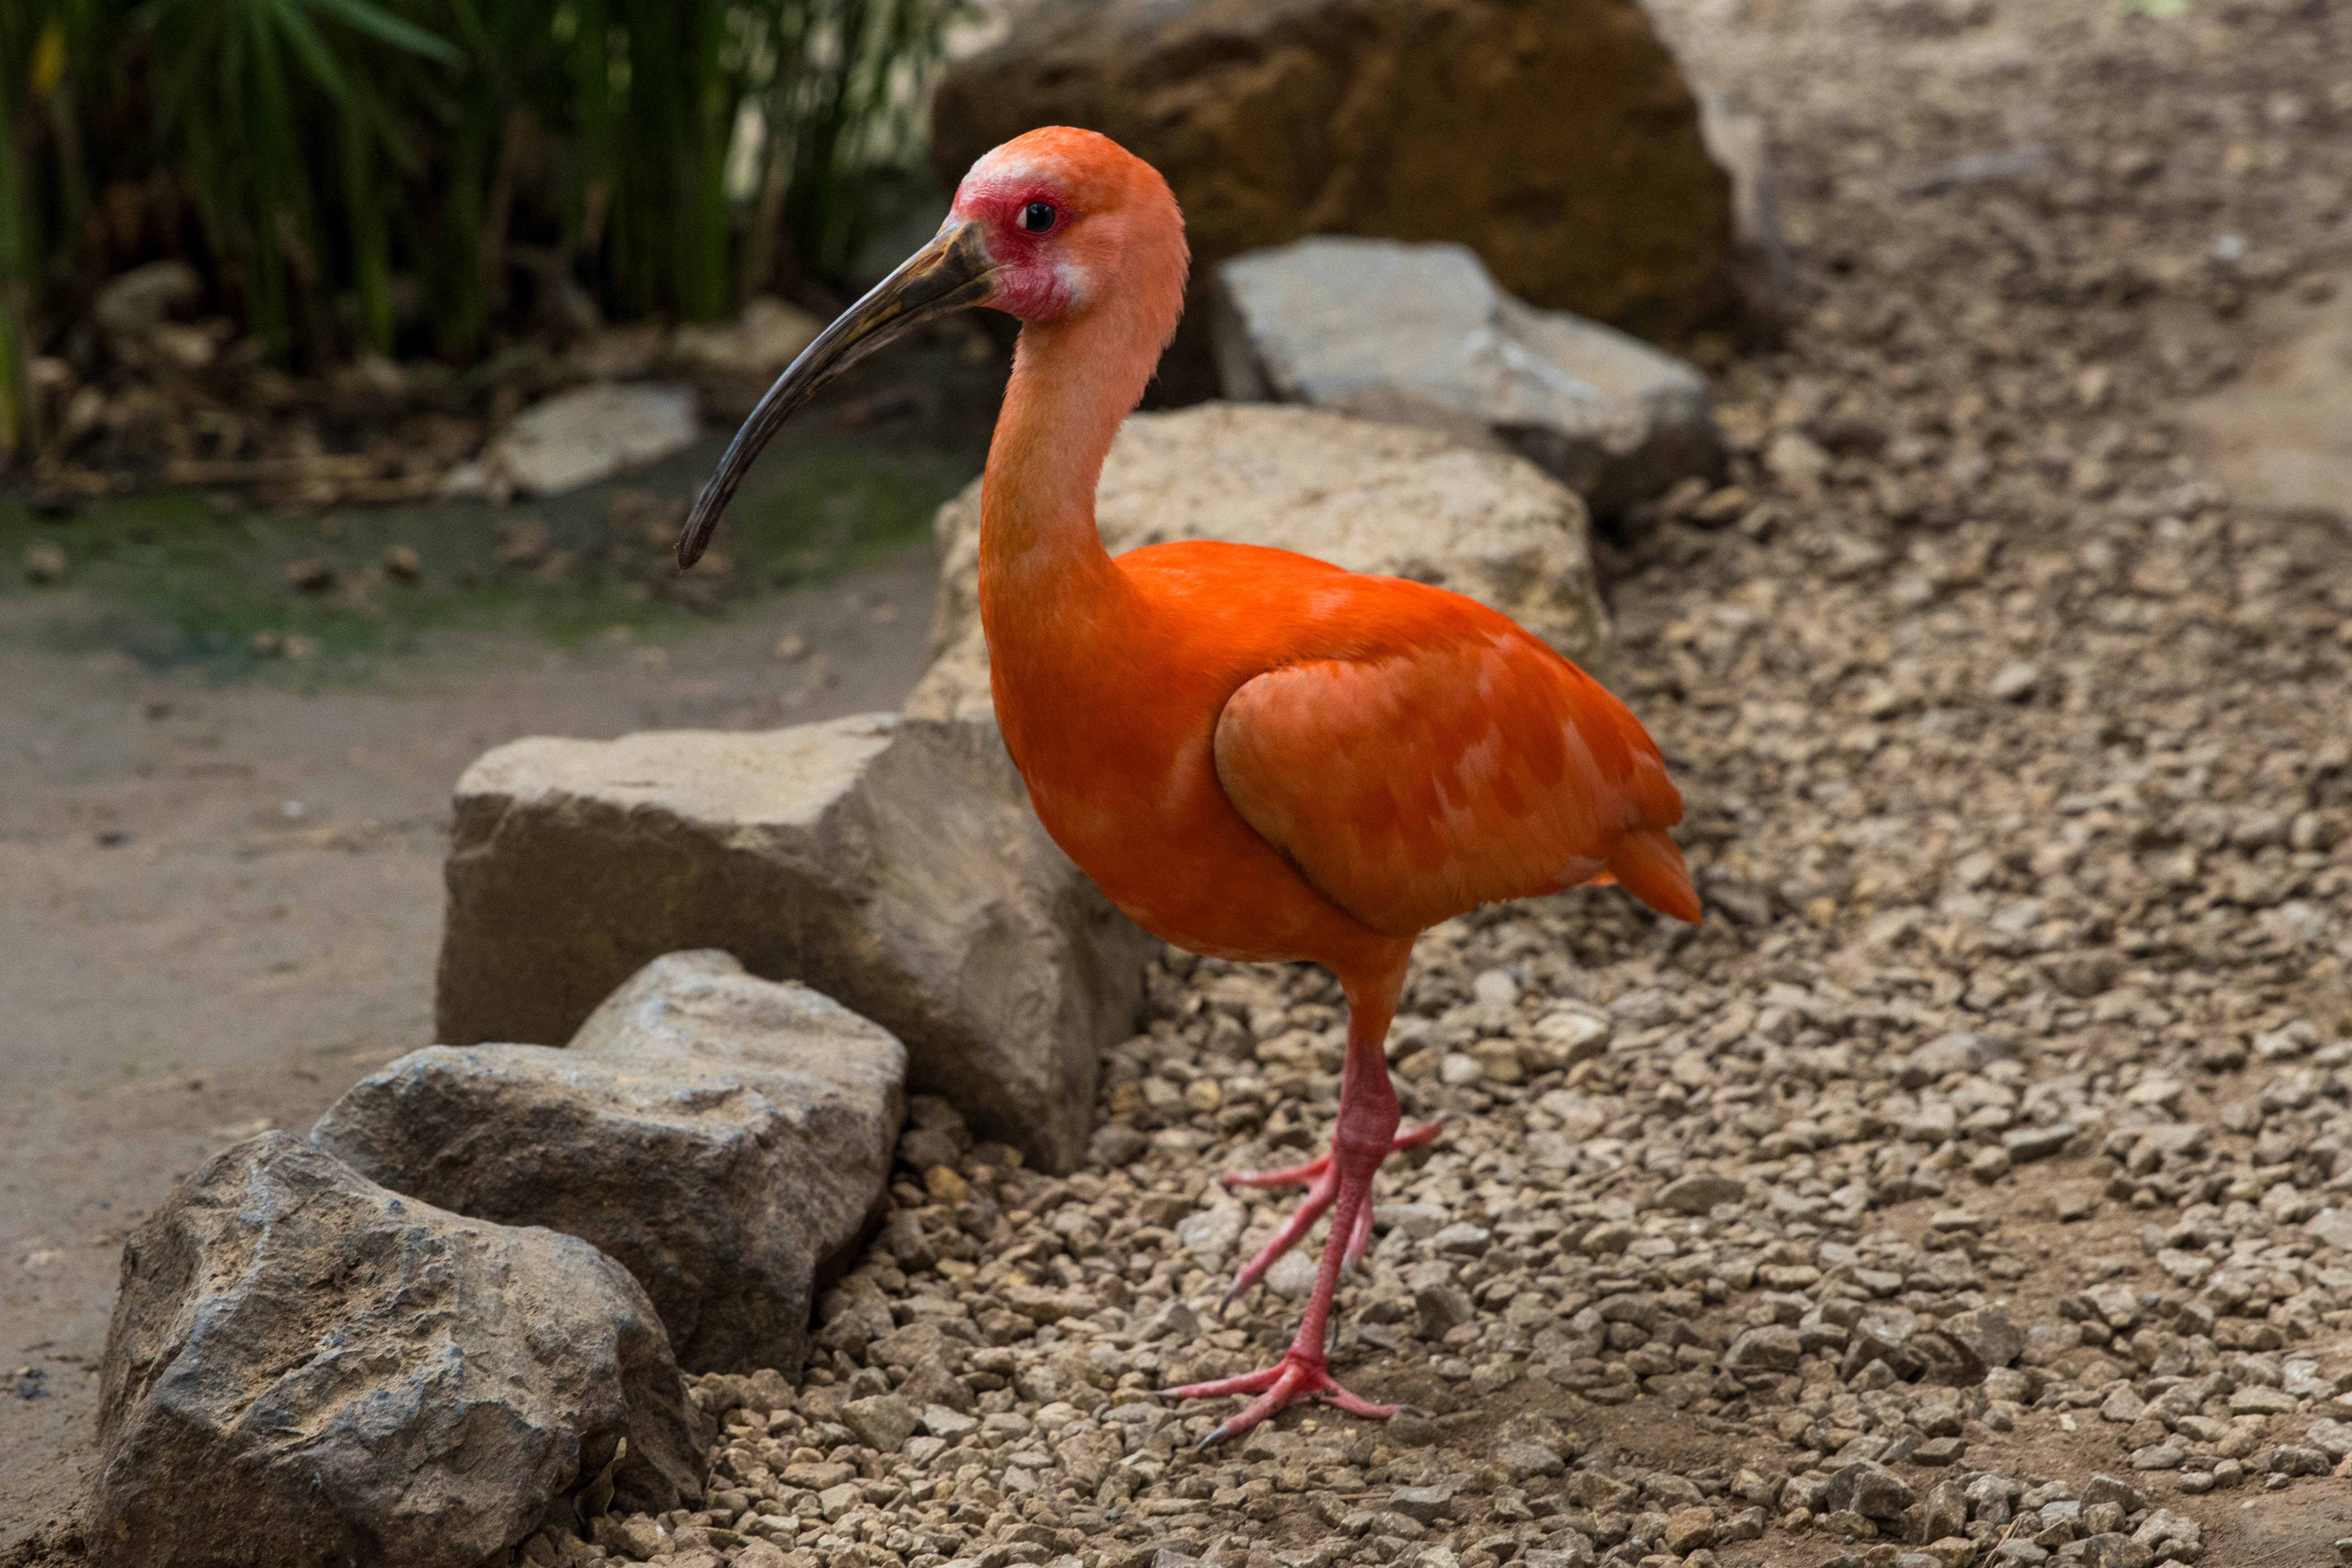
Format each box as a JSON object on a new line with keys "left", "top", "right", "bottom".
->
{"left": 0, "top": 424, "right": 974, "bottom": 681}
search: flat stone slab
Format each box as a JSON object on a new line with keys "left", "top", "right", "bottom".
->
{"left": 94, "top": 1132, "right": 707, "bottom": 1568}
{"left": 905, "top": 403, "right": 1609, "bottom": 723}
{"left": 1214, "top": 237, "right": 1723, "bottom": 513}
{"left": 317, "top": 950, "right": 905, "bottom": 1375}
{"left": 433, "top": 714, "right": 1150, "bottom": 1173}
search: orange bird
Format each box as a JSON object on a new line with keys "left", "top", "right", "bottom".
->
{"left": 681, "top": 128, "right": 1698, "bottom": 1443}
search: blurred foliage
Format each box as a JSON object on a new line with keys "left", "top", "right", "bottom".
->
{"left": 0, "top": 0, "right": 964, "bottom": 450}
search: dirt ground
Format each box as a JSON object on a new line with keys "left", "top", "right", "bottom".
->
{"left": 8, "top": 0, "right": 2352, "bottom": 1563}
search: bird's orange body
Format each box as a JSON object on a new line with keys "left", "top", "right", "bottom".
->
{"left": 683, "top": 125, "right": 1697, "bottom": 1443}
{"left": 988, "top": 539, "right": 1693, "bottom": 983}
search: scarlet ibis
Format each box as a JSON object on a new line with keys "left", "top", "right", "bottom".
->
{"left": 681, "top": 127, "right": 1698, "bottom": 1444}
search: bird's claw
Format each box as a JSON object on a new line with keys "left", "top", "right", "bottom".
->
{"left": 1156, "top": 1351, "right": 1399, "bottom": 1446}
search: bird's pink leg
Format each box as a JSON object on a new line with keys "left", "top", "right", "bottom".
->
{"left": 1220, "top": 1119, "right": 1443, "bottom": 1297}
{"left": 1163, "top": 969, "right": 1411, "bottom": 1445}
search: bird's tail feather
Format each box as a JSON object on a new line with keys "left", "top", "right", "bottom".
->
{"left": 1606, "top": 826, "right": 1701, "bottom": 925}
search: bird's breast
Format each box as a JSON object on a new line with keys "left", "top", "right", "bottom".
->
{"left": 989, "top": 626, "right": 1366, "bottom": 964}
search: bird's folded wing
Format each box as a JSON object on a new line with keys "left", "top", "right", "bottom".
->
{"left": 1212, "top": 628, "right": 1695, "bottom": 935}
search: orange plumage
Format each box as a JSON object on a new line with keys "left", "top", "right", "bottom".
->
{"left": 682, "top": 125, "right": 1697, "bottom": 1445}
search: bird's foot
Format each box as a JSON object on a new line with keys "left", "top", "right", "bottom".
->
{"left": 1156, "top": 1350, "right": 1399, "bottom": 1448}
{"left": 1219, "top": 1120, "right": 1443, "bottom": 1298}
{"left": 1221, "top": 1119, "right": 1444, "bottom": 1190}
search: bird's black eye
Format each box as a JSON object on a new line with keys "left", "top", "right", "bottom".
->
{"left": 1019, "top": 201, "right": 1057, "bottom": 234}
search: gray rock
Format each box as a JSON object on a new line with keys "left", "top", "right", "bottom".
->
{"left": 1387, "top": 1486, "right": 1455, "bottom": 1523}
{"left": 922, "top": 1403, "right": 980, "bottom": 1439}
{"left": 1089, "top": 1122, "right": 1149, "bottom": 1167}
{"left": 2002, "top": 1122, "right": 2076, "bottom": 1163}
{"left": 464, "top": 382, "right": 700, "bottom": 498}
{"left": 905, "top": 403, "right": 1610, "bottom": 724}
{"left": 1658, "top": 1171, "right": 1746, "bottom": 1214}
{"left": 1965, "top": 1472, "right": 2021, "bottom": 1525}
{"left": 1175, "top": 1204, "right": 1245, "bottom": 1260}
{"left": 432, "top": 714, "right": 1153, "bottom": 1173}
{"left": 1524, "top": 1542, "right": 1597, "bottom": 1568}
{"left": 1907, "top": 1329, "right": 1989, "bottom": 1387}
{"left": 1824, "top": 1459, "right": 1916, "bottom": 1520}
{"left": 1262, "top": 1249, "right": 1318, "bottom": 1300}
{"left": 841, "top": 1393, "right": 920, "bottom": 1453}
{"left": 2078, "top": 1535, "right": 2154, "bottom": 1568}
{"left": 2130, "top": 1509, "right": 2199, "bottom": 1557}
{"left": 1896, "top": 1032, "right": 2011, "bottom": 1087}
{"left": 317, "top": 950, "right": 905, "bottom": 1375}
{"left": 1842, "top": 1306, "right": 1921, "bottom": 1380}
{"left": 1941, "top": 1305, "right": 2025, "bottom": 1371}
{"left": 2080, "top": 1475, "right": 2142, "bottom": 1512}
{"left": 2226, "top": 1385, "right": 2298, "bottom": 1415}
{"left": 94, "top": 1133, "right": 706, "bottom": 1568}
{"left": 1214, "top": 238, "right": 1722, "bottom": 514}
{"left": 1498, "top": 1440, "right": 1566, "bottom": 1479}
{"left": 1433, "top": 1221, "right": 1493, "bottom": 1255}
{"left": 1415, "top": 1282, "right": 1475, "bottom": 1339}
{"left": 1724, "top": 1323, "right": 1803, "bottom": 1370}
{"left": 2307, "top": 1208, "right": 2352, "bottom": 1251}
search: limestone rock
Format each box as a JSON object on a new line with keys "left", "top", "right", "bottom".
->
{"left": 94, "top": 1133, "right": 706, "bottom": 1568}
{"left": 932, "top": 0, "right": 1737, "bottom": 400}
{"left": 433, "top": 714, "right": 1150, "bottom": 1173}
{"left": 316, "top": 950, "right": 905, "bottom": 1375}
{"left": 905, "top": 403, "right": 1608, "bottom": 723}
{"left": 465, "top": 382, "right": 699, "bottom": 497}
{"left": 1213, "top": 237, "right": 1722, "bottom": 513}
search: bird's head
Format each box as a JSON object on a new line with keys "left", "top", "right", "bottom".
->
{"left": 677, "top": 126, "right": 1186, "bottom": 567}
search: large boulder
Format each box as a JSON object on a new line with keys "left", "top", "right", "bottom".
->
{"left": 316, "top": 951, "right": 904, "bottom": 1376}
{"left": 94, "top": 1133, "right": 707, "bottom": 1568}
{"left": 932, "top": 0, "right": 1736, "bottom": 399}
{"left": 434, "top": 714, "right": 1150, "bottom": 1174}
{"left": 1213, "top": 237, "right": 1723, "bottom": 513}
{"left": 904, "top": 403, "right": 1610, "bottom": 723}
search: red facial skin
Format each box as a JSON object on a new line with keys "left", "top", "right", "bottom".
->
{"left": 950, "top": 178, "right": 1081, "bottom": 321}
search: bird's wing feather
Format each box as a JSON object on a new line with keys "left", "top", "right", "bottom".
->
{"left": 1212, "top": 615, "right": 1696, "bottom": 935}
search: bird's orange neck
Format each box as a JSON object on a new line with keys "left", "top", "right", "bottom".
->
{"left": 977, "top": 240, "right": 1186, "bottom": 649}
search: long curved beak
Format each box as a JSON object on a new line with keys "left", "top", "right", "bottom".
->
{"left": 676, "top": 220, "right": 996, "bottom": 568}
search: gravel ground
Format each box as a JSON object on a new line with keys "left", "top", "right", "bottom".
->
{"left": 511, "top": 1, "right": 2352, "bottom": 1565}
{"left": 15, "top": 0, "right": 2352, "bottom": 1564}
